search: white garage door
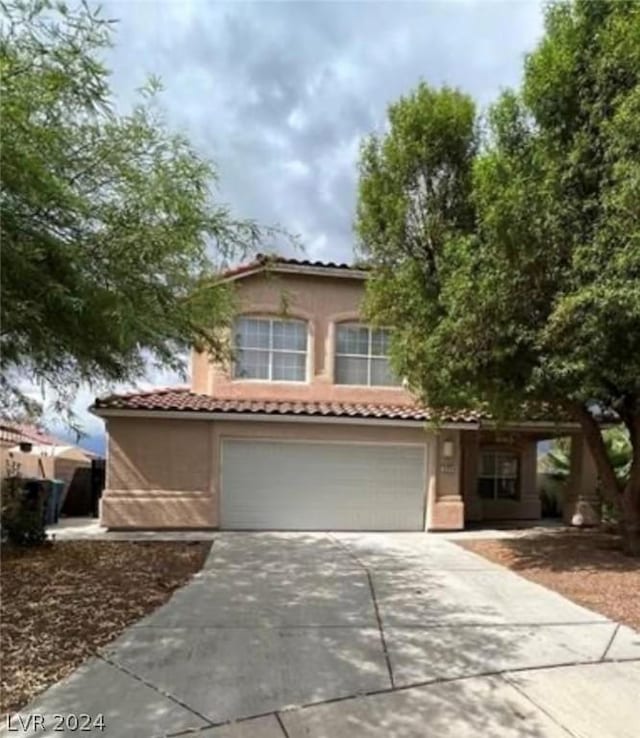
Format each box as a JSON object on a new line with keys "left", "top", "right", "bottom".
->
{"left": 220, "top": 439, "right": 426, "bottom": 530}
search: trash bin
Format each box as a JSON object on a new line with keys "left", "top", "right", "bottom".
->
{"left": 22, "top": 478, "right": 50, "bottom": 526}
{"left": 50, "top": 479, "right": 65, "bottom": 524}
{"left": 40, "top": 479, "right": 58, "bottom": 526}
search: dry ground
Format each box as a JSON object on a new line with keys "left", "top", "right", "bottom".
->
{"left": 0, "top": 540, "right": 211, "bottom": 716}
{"left": 460, "top": 529, "right": 640, "bottom": 631}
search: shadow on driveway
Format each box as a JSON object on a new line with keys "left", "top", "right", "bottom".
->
{"left": 4, "top": 532, "right": 639, "bottom": 738}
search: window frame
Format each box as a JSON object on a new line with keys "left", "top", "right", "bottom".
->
{"left": 477, "top": 448, "right": 521, "bottom": 501}
{"left": 334, "top": 322, "right": 401, "bottom": 387}
{"left": 233, "top": 316, "right": 308, "bottom": 383}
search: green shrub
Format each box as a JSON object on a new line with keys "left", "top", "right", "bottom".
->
{"left": 1, "top": 474, "right": 47, "bottom": 547}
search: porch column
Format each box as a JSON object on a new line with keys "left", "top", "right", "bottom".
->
{"left": 426, "top": 432, "right": 465, "bottom": 530}
{"left": 563, "top": 435, "right": 601, "bottom": 526}
{"left": 461, "top": 432, "right": 482, "bottom": 522}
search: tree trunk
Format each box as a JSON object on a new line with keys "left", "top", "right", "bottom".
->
{"left": 573, "top": 405, "right": 640, "bottom": 556}
{"left": 621, "top": 479, "right": 640, "bottom": 556}
{"left": 572, "top": 403, "right": 640, "bottom": 556}
{"left": 573, "top": 404, "right": 621, "bottom": 506}
{"left": 620, "top": 412, "right": 640, "bottom": 556}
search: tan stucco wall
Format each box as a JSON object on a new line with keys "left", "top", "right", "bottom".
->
{"left": 191, "top": 272, "right": 414, "bottom": 406}
{"left": 190, "top": 349, "right": 210, "bottom": 394}
{"left": 54, "top": 457, "right": 91, "bottom": 497}
{"left": 101, "top": 413, "right": 481, "bottom": 531}
{"left": 101, "top": 417, "right": 216, "bottom": 528}
{"left": 427, "top": 431, "right": 465, "bottom": 530}
{"left": 101, "top": 415, "right": 458, "bottom": 530}
{"left": 0, "top": 448, "right": 55, "bottom": 480}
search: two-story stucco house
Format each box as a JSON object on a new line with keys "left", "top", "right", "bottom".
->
{"left": 91, "top": 254, "right": 600, "bottom": 531}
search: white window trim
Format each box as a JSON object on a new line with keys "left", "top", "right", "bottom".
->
{"left": 233, "top": 316, "right": 308, "bottom": 383}
{"left": 334, "top": 323, "right": 400, "bottom": 387}
{"left": 477, "top": 449, "right": 521, "bottom": 501}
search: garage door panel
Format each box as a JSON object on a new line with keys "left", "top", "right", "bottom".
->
{"left": 221, "top": 440, "right": 426, "bottom": 531}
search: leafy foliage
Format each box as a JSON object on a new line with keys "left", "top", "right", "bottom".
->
{"left": 547, "top": 428, "right": 632, "bottom": 486}
{"left": 356, "top": 1, "right": 640, "bottom": 552}
{"left": 0, "top": 1, "right": 274, "bottom": 416}
{"left": 356, "top": 83, "right": 479, "bottom": 409}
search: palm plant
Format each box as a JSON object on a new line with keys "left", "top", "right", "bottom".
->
{"left": 547, "top": 427, "right": 631, "bottom": 484}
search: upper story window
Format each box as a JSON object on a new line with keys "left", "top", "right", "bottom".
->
{"left": 334, "top": 323, "right": 401, "bottom": 387}
{"left": 234, "top": 317, "right": 307, "bottom": 382}
{"left": 477, "top": 450, "right": 520, "bottom": 501}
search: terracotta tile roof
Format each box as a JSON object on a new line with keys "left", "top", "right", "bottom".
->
{"left": 92, "top": 388, "right": 485, "bottom": 424}
{"left": 222, "top": 253, "right": 367, "bottom": 280}
{"left": 0, "top": 421, "right": 66, "bottom": 447}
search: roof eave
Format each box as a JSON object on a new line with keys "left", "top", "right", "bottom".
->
{"left": 221, "top": 262, "right": 369, "bottom": 284}
{"left": 91, "top": 406, "right": 478, "bottom": 429}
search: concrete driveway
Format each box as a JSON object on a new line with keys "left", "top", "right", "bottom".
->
{"left": 6, "top": 533, "right": 639, "bottom": 737}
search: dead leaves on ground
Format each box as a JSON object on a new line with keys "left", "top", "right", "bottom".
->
{"left": 0, "top": 540, "right": 210, "bottom": 716}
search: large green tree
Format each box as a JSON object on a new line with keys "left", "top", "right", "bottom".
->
{"left": 356, "top": 0, "right": 640, "bottom": 554}
{"left": 0, "top": 1, "right": 271, "bottom": 418}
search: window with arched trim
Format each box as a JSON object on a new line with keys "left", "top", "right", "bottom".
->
{"left": 234, "top": 316, "right": 307, "bottom": 381}
{"left": 334, "top": 323, "right": 401, "bottom": 387}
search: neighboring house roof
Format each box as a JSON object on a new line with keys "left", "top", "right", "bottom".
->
{"left": 0, "top": 422, "right": 64, "bottom": 447}
{"left": 91, "top": 387, "right": 581, "bottom": 430}
{"left": 0, "top": 421, "right": 97, "bottom": 459}
{"left": 222, "top": 253, "right": 369, "bottom": 282}
{"left": 6, "top": 443, "right": 92, "bottom": 460}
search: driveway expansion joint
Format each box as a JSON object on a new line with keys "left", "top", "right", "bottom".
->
{"left": 365, "top": 568, "right": 396, "bottom": 688}
{"left": 366, "top": 619, "right": 614, "bottom": 630}
{"left": 498, "top": 673, "right": 580, "bottom": 738}
{"left": 600, "top": 623, "right": 621, "bottom": 661}
{"left": 326, "top": 534, "right": 395, "bottom": 688}
{"left": 163, "top": 656, "right": 640, "bottom": 733}
{"left": 286, "top": 656, "right": 640, "bottom": 716}
{"left": 161, "top": 711, "right": 288, "bottom": 738}
{"left": 98, "top": 653, "right": 214, "bottom": 729}
{"left": 275, "top": 712, "right": 291, "bottom": 737}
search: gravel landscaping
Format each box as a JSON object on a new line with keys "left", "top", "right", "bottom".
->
{"left": 0, "top": 540, "right": 211, "bottom": 716}
{"left": 460, "top": 529, "right": 640, "bottom": 631}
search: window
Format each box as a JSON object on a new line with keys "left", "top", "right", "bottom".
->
{"left": 477, "top": 450, "right": 520, "bottom": 500}
{"left": 335, "top": 323, "right": 401, "bottom": 386}
{"left": 234, "top": 317, "right": 307, "bottom": 382}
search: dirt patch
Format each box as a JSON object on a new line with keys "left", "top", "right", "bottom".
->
{"left": 0, "top": 540, "right": 211, "bottom": 715}
{"left": 460, "top": 530, "right": 640, "bottom": 631}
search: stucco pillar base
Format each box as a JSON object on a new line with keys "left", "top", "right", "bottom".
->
{"left": 428, "top": 498, "right": 465, "bottom": 531}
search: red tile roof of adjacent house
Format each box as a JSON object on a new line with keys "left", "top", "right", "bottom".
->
{"left": 0, "top": 421, "right": 66, "bottom": 447}
{"left": 91, "top": 387, "right": 486, "bottom": 424}
{"left": 222, "top": 253, "right": 367, "bottom": 281}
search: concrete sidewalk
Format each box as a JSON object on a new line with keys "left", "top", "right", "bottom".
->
{"left": 3, "top": 532, "right": 639, "bottom": 737}
{"left": 46, "top": 517, "right": 565, "bottom": 541}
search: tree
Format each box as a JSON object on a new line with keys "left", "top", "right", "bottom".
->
{"left": 356, "top": 1, "right": 640, "bottom": 554}
{"left": 0, "top": 0, "right": 272, "bottom": 419}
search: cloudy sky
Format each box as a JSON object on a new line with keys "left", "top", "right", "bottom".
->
{"left": 105, "top": 0, "right": 545, "bottom": 261}
{"left": 53, "top": 0, "right": 547, "bottom": 448}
